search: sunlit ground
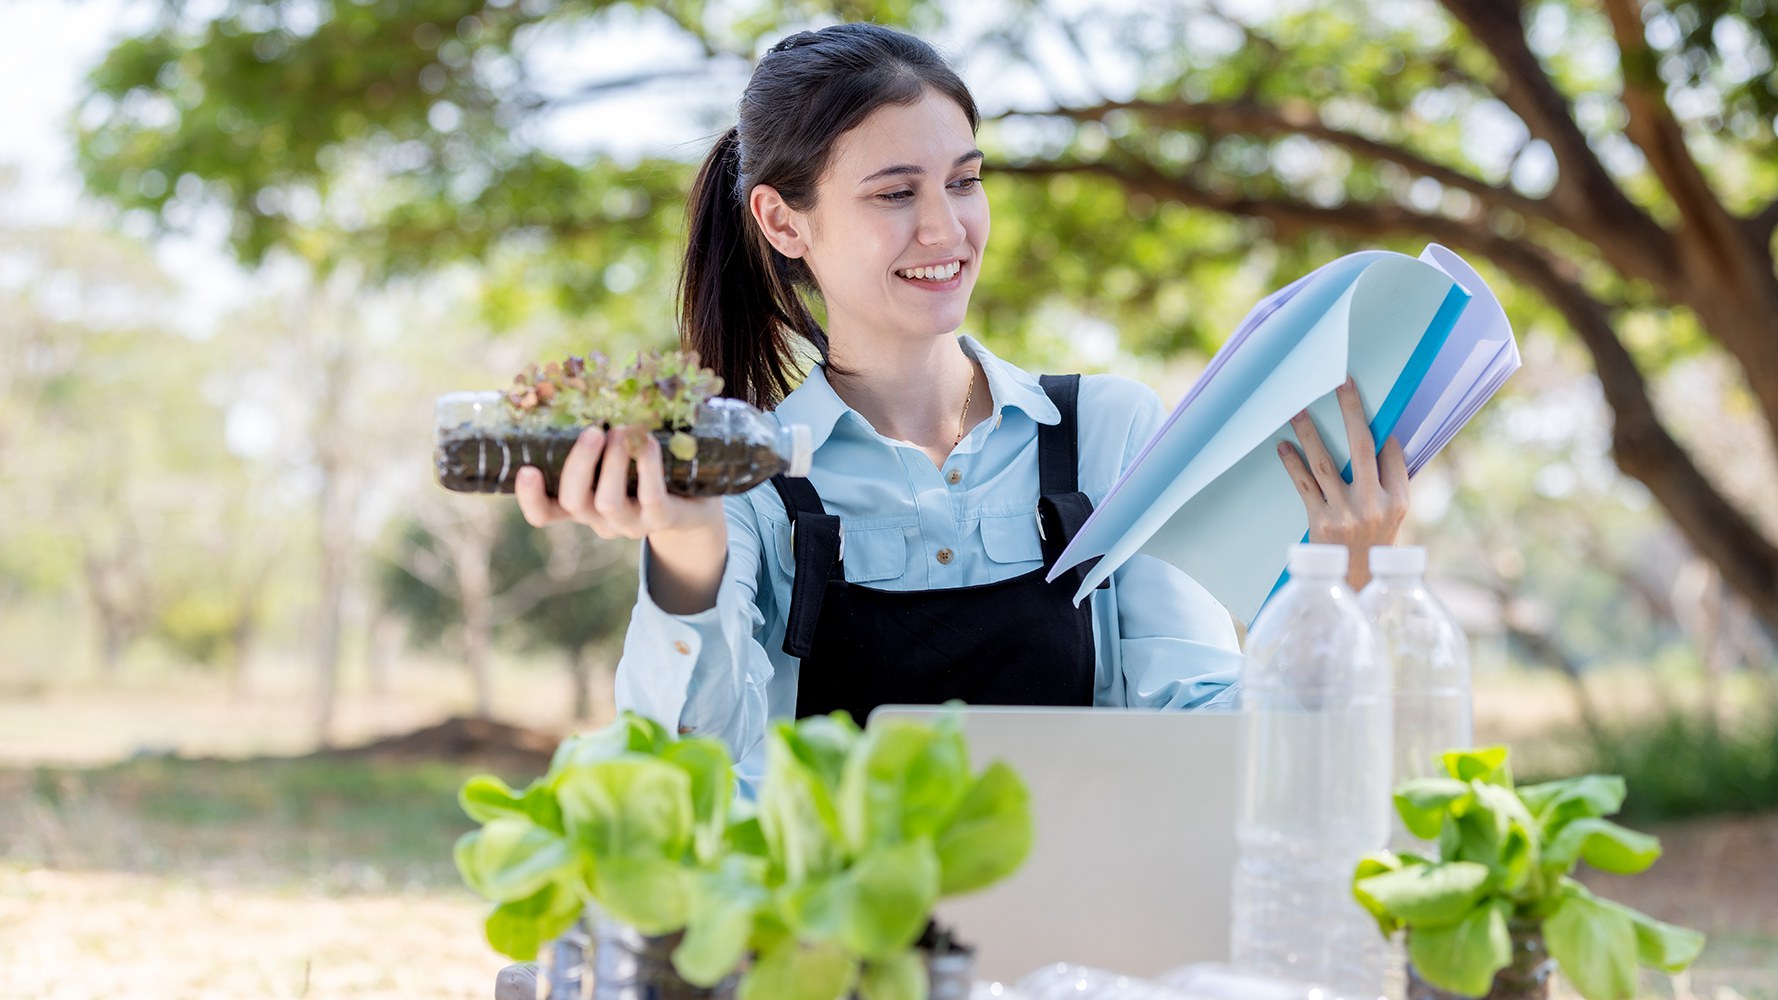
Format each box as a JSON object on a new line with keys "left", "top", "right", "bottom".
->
{"left": 2, "top": 637, "right": 1775, "bottom": 999}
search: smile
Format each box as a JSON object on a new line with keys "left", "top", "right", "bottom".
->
{"left": 895, "top": 261, "right": 963, "bottom": 282}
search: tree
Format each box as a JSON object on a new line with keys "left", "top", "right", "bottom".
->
{"left": 378, "top": 503, "right": 634, "bottom": 721}
{"left": 74, "top": 1, "right": 1778, "bottom": 631}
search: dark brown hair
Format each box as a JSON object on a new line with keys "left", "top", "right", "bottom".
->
{"left": 679, "top": 23, "right": 980, "bottom": 408}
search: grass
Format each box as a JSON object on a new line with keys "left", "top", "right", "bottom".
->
{"left": 0, "top": 753, "right": 546, "bottom": 999}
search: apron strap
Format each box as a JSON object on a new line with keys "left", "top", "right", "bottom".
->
{"left": 772, "top": 473, "right": 841, "bottom": 659}
{"left": 1036, "top": 374, "right": 1105, "bottom": 589}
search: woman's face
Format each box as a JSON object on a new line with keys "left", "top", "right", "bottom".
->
{"left": 784, "top": 88, "right": 989, "bottom": 351}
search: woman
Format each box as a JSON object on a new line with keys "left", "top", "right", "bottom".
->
{"left": 516, "top": 23, "right": 1408, "bottom": 787}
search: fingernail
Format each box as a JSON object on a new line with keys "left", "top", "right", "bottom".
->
{"left": 1277, "top": 442, "right": 1290, "bottom": 456}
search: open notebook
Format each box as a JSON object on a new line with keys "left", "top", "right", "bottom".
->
{"left": 1049, "top": 244, "right": 1520, "bottom": 625}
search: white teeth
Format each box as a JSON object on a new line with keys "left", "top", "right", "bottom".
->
{"left": 899, "top": 262, "right": 961, "bottom": 281}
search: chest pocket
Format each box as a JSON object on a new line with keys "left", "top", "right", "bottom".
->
{"left": 979, "top": 511, "right": 1044, "bottom": 566}
{"left": 840, "top": 525, "right": 907, "bottom": 584}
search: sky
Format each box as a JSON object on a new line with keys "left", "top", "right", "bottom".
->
{"left": 1, "top": 0, "right": 254, "bottom": 333}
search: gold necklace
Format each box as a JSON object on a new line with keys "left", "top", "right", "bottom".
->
{"left": 953, "top": 365, "right": 976, "bottom": 447}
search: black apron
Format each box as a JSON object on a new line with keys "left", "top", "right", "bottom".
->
{"left": 771, "top": 374, "right": 1103, "bottom": 724}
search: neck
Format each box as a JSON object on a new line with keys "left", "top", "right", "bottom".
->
{"left": 825, "top": 336, "right": 981, "bottom": 449}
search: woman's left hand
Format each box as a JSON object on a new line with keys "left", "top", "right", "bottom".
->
{"left": 1278, "top": 375, "right": 1410, "bottom": 591}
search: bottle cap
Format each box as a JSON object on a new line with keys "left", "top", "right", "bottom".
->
{"left": 1369, "top": 545, "right": 1426, "bottom": 576}
{"left": 1287, "top": 543, "right": 1347, "bottom": 578}
{"left": 785, "top": 424, "right": 813, "bottom": 478}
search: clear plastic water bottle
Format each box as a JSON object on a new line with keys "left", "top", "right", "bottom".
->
{"left": 1359, "top": 545, "right": 1472, "bottom": 855}
{"left": 1230, "top": 543, "right": 1391, "bottom": 1000}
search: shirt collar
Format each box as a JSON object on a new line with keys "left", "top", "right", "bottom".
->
{"left": 770, "top": 335, "right": 1061, "bottom": 454}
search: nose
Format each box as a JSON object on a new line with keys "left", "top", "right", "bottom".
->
{"left": 915, "top": 188, "right": 965, "bottom": 247}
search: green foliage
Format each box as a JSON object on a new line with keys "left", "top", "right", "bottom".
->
{"left": 453, "top": 710, "right": 1032, "bottom": 1000}
{"left": 1351, "top": 747, "right": 1706, "bottom": 1000}
{"left": 503, "top": 349, "right": 723, "bottom": 433}
{"left": 1576, "top": 697, "right": 1778, "bottom": 822}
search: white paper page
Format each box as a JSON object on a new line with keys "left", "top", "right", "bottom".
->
{"left": 1068, "top": 283, "right": 1359, "bottom": 597}
{"left": 1112, "top": 256, "right": 1463, "bottom": 620}
{"left": 1054, "top": 252, "right": 1390, "bottom": 579}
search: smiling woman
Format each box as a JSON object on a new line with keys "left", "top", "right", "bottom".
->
{"left": 511, "top": 22, "right": 1409, "bottom": 790}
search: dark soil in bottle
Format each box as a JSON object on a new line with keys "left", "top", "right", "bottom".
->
{"left": 435, "top": 426, "right": 784, "bottom": 498}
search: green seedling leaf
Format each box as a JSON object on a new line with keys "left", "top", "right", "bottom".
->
{"left": 549, "top": 712, "right": 670, "bottom": 771}
{"left": 934, "top": 761, "right": 1033, "bottom": 896}
{"left": 556, "top": 757, "right": 694, "bottom": 861}
{"left": 1518, "top": 774, "right": 1626, "bottom": 831}
{"left": 1544, "top": 818, "right": 1661, "bottom": 876}
{"left": 1350, "top": 852, "right": 1405, "bottom": 936}
{"left": 674, "top": 854, "right": 770, "bottom": 986}
{"left": 839, "top": 719, "right": 969, "bottom": 855}
{"left": 859, "top": 950, "right": 928, "bottom": 1000}
{"left": 1405, "top": 898, "right": 1512, "bottom": 997}
{"left": 1439, "top": 746, "right": 1513, "bottom": 787}
{"left": 1393, "top": 777, "right": 1472, "bottom": 840}
{"left": 786, "top": 713, "right": 862, "bottom": 790}
{"left": 482, "top": 881, "right": 585, "bottom": 961}
{"left": 741, "top": 938, "right": 859, "bottom": 1000}
{"left": 1602, "top": 896, "right": 1706, "bottom": 973}
{"left": 593, "top": 855, "right": 689, "bottom": 935}
{"left": 1353, "top": 860, "right": 1495, "bottom": 928}
{"left": 454, "top": 819, "right": 577, "bottom": 903}
{"left": 795, "top": 840, "right": 941, "bottom": 961}
{"left": 1546, "top": 887, "right": 1639, "bottom": 1000}
{"left": 662, "top": 737, "right": 735, "bottom": 864}
{"left": 460, "top": 775, "right": 526, "bottom": 823}
{"left": 759, "top": 725, "right": 845, "bottom": 882}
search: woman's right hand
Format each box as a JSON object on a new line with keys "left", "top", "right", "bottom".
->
{"left": 515, "top": 426, "right": 728, "bottom": 614}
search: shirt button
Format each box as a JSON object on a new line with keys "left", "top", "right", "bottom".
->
{"left": 673, "top": 640, "right": 692, "bottom": 655}
{"left": 946, "top": 469, "right": 962, "bottom": 485}
{"left": 936, "top": 548, "right": 954, "bottom": 565}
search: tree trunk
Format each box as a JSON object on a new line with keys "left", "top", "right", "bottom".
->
{"left": 568, "top": 642, "right": 594, "bottom": 723}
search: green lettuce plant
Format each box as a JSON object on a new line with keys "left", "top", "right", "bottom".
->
{"left": 453, "top": 710, "right": 1032, "bottom": 1000}
{"left": 453, "top": 713, "right": 738, "bottom": 962}
{"left": 1349, "top": 746, "right": 1705, "bottom": 1000}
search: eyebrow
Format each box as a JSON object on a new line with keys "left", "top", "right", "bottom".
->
{"left": 857, "top": 150, "right": 985, "bottom": 186}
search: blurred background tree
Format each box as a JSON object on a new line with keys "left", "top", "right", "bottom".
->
{"left": 70, "top": 0, "right": 1778, "bottom": 641}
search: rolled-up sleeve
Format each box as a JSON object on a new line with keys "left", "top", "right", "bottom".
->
{"left": 1097, "top": 379, "right": 1243, "bottom": 711}
{"left": 614, "top": 495, "right": 775, "bottom": 770}
{"left": 1109, "top": 554, "right": 1243, "bottom": 710}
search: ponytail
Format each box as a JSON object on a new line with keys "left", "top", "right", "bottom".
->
{"left": 679, "top": 127, "right": 825, "bottom": 409}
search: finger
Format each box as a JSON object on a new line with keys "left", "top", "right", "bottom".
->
{"left": 592, "top": 425, "right": 639, "bottom": 526}
{"left": 1380, "top": 435, "right": 1410, "bottom": 500}
{"left": 634, "top": 431, "right": 670, "bottom": 525}
{"left": 1276, "top": 440, "right": 1325, "bottom": 505}
{"left": 556, "top": 427, "right": 605, "bottom": 517}
{"left": 1287, "top": 410, "right": 1346, "bottom": 501}
{"left": 513, "top": 466, "right": 568, "bottom": 527}
{"left": 1337, "top": 376, "right": 1379, "bottom": 491}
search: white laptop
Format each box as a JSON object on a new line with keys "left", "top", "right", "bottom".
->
{"left": 867, "top": 706, "right": 1245, "bottom": 983}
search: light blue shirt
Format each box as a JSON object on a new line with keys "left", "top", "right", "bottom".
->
{"left": 615, "top": 336, "right": 1242, "bottom": 788}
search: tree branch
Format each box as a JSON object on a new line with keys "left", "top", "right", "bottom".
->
{"left": 1600, "top": 0, "right": 1743, "bottom": 271}
{"left": 1436, "top": 0, "right": 1676, "bottom": 285}
{"left": 1474, "top": 240, "right": 1778, "bottom": 623}
{"left": 993, "top": 157, "right": 1494, "bottom": 247}
{"left": 489, "top": 548, "right": 628, "bottom": 625}
{"left": 1752, "top": 198, "right": 1778, "bottom": 244}
{"left": 1004, "top": 98, "right": 1556, "bottom": 225}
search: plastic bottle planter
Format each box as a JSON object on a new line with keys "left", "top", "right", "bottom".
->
{"left": 546, "top": 920, "right": 974, "bottom": 1000}
{"left": 434, "top": 392, "right": 812, "bottom": 499}
{"left": 589, "top": 921, "right": 738, "bottom": 1000}
{"left": 1405, "top": 924, "right": 1553, "bottom": 1000}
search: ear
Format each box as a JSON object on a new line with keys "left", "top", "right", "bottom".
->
{"left": 748, "top": 184, "right": 808, "bottom": 259}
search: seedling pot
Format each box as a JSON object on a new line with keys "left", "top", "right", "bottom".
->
{"left": 1406, "top": 923, "right": 1552, "bottom": 1000}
